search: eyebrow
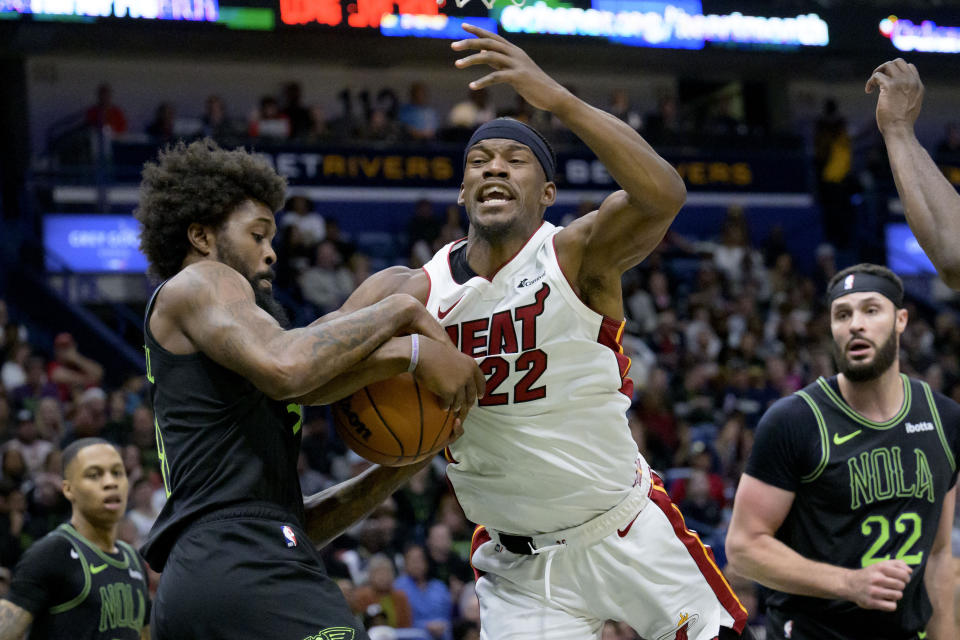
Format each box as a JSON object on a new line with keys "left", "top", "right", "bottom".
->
{"left": 833, "top": 295, "right": 885, "bottom": 310}
{"left": 469, "top": 143, "right": 533, "bottom": 155}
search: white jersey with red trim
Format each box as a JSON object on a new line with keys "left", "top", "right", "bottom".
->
{"left": 422, "top": 221, "right": 642, "bottom": 535}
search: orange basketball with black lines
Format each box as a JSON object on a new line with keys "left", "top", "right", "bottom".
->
{"left": 332, "top": 373, "right": 455, "bottom": 466}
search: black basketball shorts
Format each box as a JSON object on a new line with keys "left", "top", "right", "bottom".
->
{"left": 151, "top": 507, "right": 367, "bottom": 640}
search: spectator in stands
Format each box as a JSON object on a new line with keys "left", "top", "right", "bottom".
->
{"left": 0, "top": 398, "right": 9, "bottom": 447}
{"left": 814, "top": 98, "right": 856, "bottom": 249}
{"left": 248, "top": 95, "right": 290, "bottom": 140}
{"left": 324, "top": 217, "right": 356, "bottom": 263}
{"left": 406, "top": 199, "right": 442, "bottom": 265}
{"left": 2, "top": 448, "right": 27, "bottom": 491}
{"left": 353, "top": 554, "right": 413, "bottom": 628}
{"left": 644, "top": 95, "right": 681, "bottom": 143}
{"left": 1, "top": 344, "right": 28, "bottom": 393}
{"left": 47, "top": 333, "right": 103, "bottom": 404}
{"left": 437, "top": 205, "right": 466, "bottom": 249}
{"left": 0, "top": 480, "right": 25, "bottom": 568}
{"left": 424, "top": 523, "right": 470, "bottom": 596}
{"left": 2, "top": 410, "right": 52, "bottom": 478}
{"left": 634, "top": 367, "right": 678, "bottom": 470}
{"left": 129, "top": 405, "right": 158, "bottom": 474}
{"left": 394, "top": 465, "right": 440, "bottom": 544}
{"left": 126, "top": 477, "right": 158, "bottom": 547}
{"left": 298, "top": 240, "right": 355, "bottom": 315}
{"left": 84, "top": 83, "right": 127, "bottom": 136}
{"left": 281, "top": 195, "right": 326, "bottom": 246}
{"left": 359, "top": 108, "right": 405, "bottom": 143}
{"left": 678, "top": 468, "right": 724, "bottom": 536}
{"left": 147, "top": 102, "right": 176, "bottom": 143}
{"left": 60, "top": 387, "right": 107, "bottom": 449}
{"left": 433, "top": 494, "right": 471, "bottom": 560}
{"left": 10, "top": 356, "right": 57, "bottom": 415}
{"left": 936, "top": 121, "right": 960, "bottom": 158}
{"left": 447, "top": 88, "right": 495, "bottom": 131}
{"left": 395, "top": 544, "right": 452, "bottom": 640}
{"left": 704, "top": 92, "right": 746, "bottom": 137}
{"left": 711, "top": 206, "right": 764, "bottom": 293}
{"left": 0, "top": 300, "right": 27, "bottom": 363}
{"left": 399, "top": 82, "right": 438, "bottom": 141}
{"left": 201, "top": 95, "right": 239, "bottom": 142}
{"left": 607, "top": 89, "right": 642, "bottom": 131}
{"left": 282, "top": 82, "right": 313, "bottom": 140}
{"left": 305, "top": 104, "right": 331, "bottom": 142}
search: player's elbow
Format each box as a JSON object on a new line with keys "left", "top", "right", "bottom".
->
{"left": 724, "top": 527, "right": 753, "bottom": 576}
{"left": 256, "top": 360, "right": 307, "bottom": 401}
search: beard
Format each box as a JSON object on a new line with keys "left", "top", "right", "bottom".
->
{"left": 832, "top": 324, "right": 898, "bottom": 382}
{"left": 216, "top": 236, "right": 290, "bottom": 328}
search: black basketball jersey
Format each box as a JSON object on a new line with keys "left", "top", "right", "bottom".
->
{"left": 141, "top": 282, "right": 306, "bottom": 570}
{"left": 747, "top": 374, "right": 960, "bottom": 639}
{"left": 7, "top": 523, "right": 149, "bottom": 640}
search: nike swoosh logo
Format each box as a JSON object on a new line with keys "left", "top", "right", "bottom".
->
{"left": 437, "top": 296, "right": 464, "bottom": 320}
{"left": 90, "top": 564, "right": 108, "bottom": 574}
{"left": 617, "top": 512, "right": 641, "bottom": 538}
{"left": 833, "top": 430, "right": 862, "bottom": 445}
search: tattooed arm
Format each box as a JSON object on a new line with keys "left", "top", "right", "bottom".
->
{"left": 291, "top": 267, "right": 484, "bottom": 413}
{"left": 152, "top": 261, "right": 449, "bottom": 400}
{"left": 0, "top": 600, "right": 32, "bottom": 640}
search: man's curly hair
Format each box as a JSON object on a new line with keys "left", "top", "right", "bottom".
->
{"left": 135, "top": 138, "right": 287, "bottom": 279}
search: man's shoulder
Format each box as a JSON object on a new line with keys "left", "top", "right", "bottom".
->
{"left": 758, "top": 393, "right": 818, "bottom": 432}
{"left": 17, "top": 527, "right": 74, "bottom": 566}
{"left": 161, "top": 262, "right": 252, "bottom": 307}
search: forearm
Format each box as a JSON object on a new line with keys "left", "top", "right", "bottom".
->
{"left": 261, "top": 295, "right": 414, "bottom": 399}
{"left": 303, "top": 458, "right": 430, "bottom": 547}
{"left": 0, "top": 600, "right": 32, "bottom": 640}
{"left": 551, "top": 93, "right": 686, "bottom": 212}
{"left": 924, "top": 549, "right": 956, "bottom": 639}
{"left": 728, "top": 532, "right": 850, "bottom": 600}
{"left": 292, "top": 337, "right": 411, "bottom": 406}
{"left": 883, "top": 126, "right": 960, "bottom": 286}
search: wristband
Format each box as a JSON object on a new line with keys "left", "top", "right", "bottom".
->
{"left": 407, "top": 334, "right": 420, "bottom": 373}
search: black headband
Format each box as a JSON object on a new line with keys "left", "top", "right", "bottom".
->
{"left": 828, "top": 272, "right": 904, "bottom": 308}
{"left": 464, "top": 118, "right": 555, "bottom": 182}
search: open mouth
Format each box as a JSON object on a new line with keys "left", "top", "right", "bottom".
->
{"left": 103, "top": 495, "right": 123, "bottom": 510}
{"left": 847, "top": 338, "right": 872, "bottom": 357}
{"left": 477, "top": 184, "right": 515, "bottom": 205}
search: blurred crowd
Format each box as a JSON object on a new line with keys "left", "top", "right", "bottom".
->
{"left": 78, "top": 80, "right": 767, "bottom": 151}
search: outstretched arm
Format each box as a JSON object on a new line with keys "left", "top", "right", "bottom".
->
{"left": 453, "top": 23, "right": 685, "bottom": 277}
{"left": 867, "top": 59, "right": 960, "bottom": 289}
{"left": 0, "top": 600, "right": 32, "bottom": 640}
{"left": 726, "top": 474, "right": 913, "bottom": 610}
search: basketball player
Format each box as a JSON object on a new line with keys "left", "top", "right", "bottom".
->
{"left": 134, "top": 140, "right": 484, "bottom": 640}
{"left": 325, "top": 23, "right": 749, "bottom": 640}
{"left": 0, "top": 438, "right": 150, "bottom": 640}
{"left": 866, "top": 59, "right": 960, "bottom": 289}
{"left": 726, "top": 263, "right": 959, "bottom": 640}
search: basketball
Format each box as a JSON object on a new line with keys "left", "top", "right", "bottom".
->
{"left": 332, "top": 373, "right": 455, "bottom": 466}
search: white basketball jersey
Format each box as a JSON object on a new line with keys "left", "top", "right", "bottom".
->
{"left": 422, "top": 222, "right": 641, "bottom": 535}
